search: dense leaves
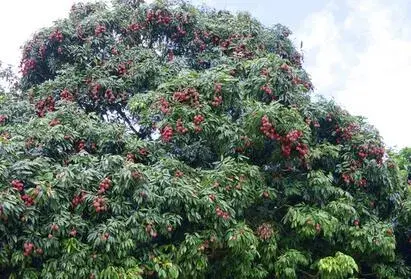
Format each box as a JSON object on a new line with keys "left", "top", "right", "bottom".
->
{"left": 0, "top": 0, "right": 410, "bottom": 278}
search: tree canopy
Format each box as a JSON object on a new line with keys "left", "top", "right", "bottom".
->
{"left": 0, "top": 1, "right": 410, "bottom": 278}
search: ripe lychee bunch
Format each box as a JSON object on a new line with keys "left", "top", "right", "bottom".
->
{"left": 167, "top": 49, "right": 174, "bottom": 61}
{"left": 256, "top": 223, "right": 274, "bottom": 240}
{"left": 100, "top": 232, "right": 110, "bottom": 241}
{"left": 211, "top": 95, "right": 223, "bottom": 107}
{"left": 104, "top": 89, "right": 116, "bottom": 103}
{"left": 175, "top": 170, "right": 184, "bottom": 177}
{"left": 77, "top": 140, "right": 86, "bottom": 151}
{"left": 356, "top": 144, "right": 385, "bottom": 164}
{"left": 90, "top": 83, "right": 101, "bottom": 100}
{"left": 49, "top": 118, "right": 61, "bottom": 127}
{"left": 357, "top": 178, "right": 367, "bottom": 187}
{"left": 117, "top": 63, "right": 127, "bottom": 76}
{"left": 161, "top": 125, "right": 173, "bottom": 142}
{"left": 145, "top": 223, "right": 158, "bottom": 238}
{"left": 126, "top": 153, "right": 136, "bottom": 162}
{"left": 295, "top": 142, "right": 309, "bottom": 159}
{"left": 342, "top": 172, "right": 354, "bottom": 185}
{"left": 49, "top": 29, "right": 64, "bottom": 43}
{"left": 98, "top": 178, "right": 112, "bottom": 194}
{"left": 51, "top": 223, "right": 59, "bottom": 232}
{"left": 35, "top": 96, "right": 55, "bottom": 117}
{"left": 21, "top": 58, "right": 36, "bottom": 76}
{"left": 260, "top": 84, "right": 272, "bottom": 95}
{"left": 215, "top": 206, "right": 230, "bottom": 220}
{"left": 172, "top": 88, "right": 200, "bottom": 106}
{"left": 60, "top": 88, "right": 74, "bottom": 101}
{"left": 280, "top": 63, "right": 290, "bottom": 72}
{"left": 128, "top": 22, "right": 142, "bottom": 32}
{"left": 93, "top": 196, "right": 107, "bottom": 212}
{"left": 176, "top": 118, "right": 188, "bottom": 134}
{"left": 193, "top": 114, "right": 204, "bottom": 125}
{"left": 285, "top": 130, "right": 303, "bottom": 143}
{"left": 72, "top": 192, "right": 86, "bottom": 208}
{"left": 214, "top": 83, "right": 222, "bottom": 93}
{"left": 260, "top": 68, "right": 270, "bottom": 76}
{"left": 11, "top": 180, "right": 24, "bottom": 192}
{"left": 94, "top": 24, "right": 106, "bottom": 36}
{"left": 69, "top": 229, "right": 77, "bottom": 237}
{"left": 335, "top": 123, "right": 359, "bottom": 143}
{"left": 260, "top": 115, "right": 280, "bottom": 140}
{"left": 281, "top": 144, "right": 292, "bottom": 157}
{"left": 138, "top": 148, "right": 148, "bottom": 157}
{"left": 23, "top": 242, "right": 35, "bottom": 257}
{"left": 38, "top": 44, "right": 47, "bottom": 59}
{"left": 159, "top": 97, "right": 171, "bottom": 114}
{"left": 131, "top": 171, "right": 143, "bottom": 180}
{"left": 21, "top": 194, "right": 34, "bottom": 206}
{"left": 0, "top": 114, "right": 7, "bottom": 125}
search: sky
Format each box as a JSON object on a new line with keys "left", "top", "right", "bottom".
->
{"left": 0, "top": 0, "right": 410, "bottom": 148}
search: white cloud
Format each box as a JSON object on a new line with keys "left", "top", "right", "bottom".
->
{"left": 297, "top": 7, "right": 346, "bottom": 92}
{"left": 298, "top": 0, "right": 411, "bottom": 148}
{"left": 0, "top": 0, "right": 83, "bottom": 68}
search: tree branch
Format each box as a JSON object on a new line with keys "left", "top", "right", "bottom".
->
{"left": 116, "top": 106, "right": 139, "bottom": 136}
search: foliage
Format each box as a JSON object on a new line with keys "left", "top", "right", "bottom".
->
{"left": 0, "top": 0, "right": 410, "bottom": 278}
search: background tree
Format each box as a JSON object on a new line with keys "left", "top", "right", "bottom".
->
{"left": 0, "top": 1, "right": 409, "bottom": 278}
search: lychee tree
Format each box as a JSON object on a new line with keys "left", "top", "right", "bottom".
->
{"left": 0, "top": 1, "right": 410, "bottom": 278}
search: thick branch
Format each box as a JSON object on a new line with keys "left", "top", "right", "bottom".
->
{"left": 116, "top": 107, "right": 139, "bottom": 136}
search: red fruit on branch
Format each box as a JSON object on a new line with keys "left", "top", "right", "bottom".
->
{"left": 280, "top": 63, "right": 289, "bottom": 71}
{"left": 159, "top": 97, "right": 171, "bottom": 114}
{"left": 260, "top": 115, "right": 280, "bottom": 140}
{"left": 260, "top": 84, "right": 272, "bottom": 95}
{"left": 172, "top": 88, "right": 200, "bottom": 106}
{"left": 176, "top": 118, "right": 188, "bottom": 134}
{"left": 256, "top": 223, "right": 273, "bottom": 240}
{"left": 175, "top": 170, "right": 184, "bottom": 178}
{"left": 60, "top": 88, "right": 74, "bottom": 101}
{"left": 214, "top": 83, "right": 222, "bottom": 93}
{"left": 21, "top": 58, "right": 36, "bottom": 76}
{"left": 94, "top": 24, "right": 106, "bottom": 36}
{"left": 315, "top": 223, "right": 321, "bottom": 233}
{"left": 211, "top": 95, "right": 223, "bottom": 107}
{"left": 49, "top": 118, "right": 61, "bottom": 127}
{"left": 23, "top": 242, "right": 34, "bottom": 256}
{"left": 49, "top": 29, "right": 63, "bottom": 43}
{"left": 11, "top": 180, "right": 24, "bottom": 192}
{"left": 117, "top": 63, "right": 127, "bottom": 76}
{"left": 161, "top": 125, "right": 173, "bottom": 142}
{"left": 21, "top": 194, "right": 34, "bottom": 206}
{"left": 285, "top": 130, "right": 303, "bottom": 143}
{"left": 193, "top": 114, "right": 204, "bottom": 125}
{"left": 77, "top": 140, "right": 86, "bottom": 151}
{"left": 281, "top": 144, "right": 292, "bottom": 158}
{"left": 168, "top": 49, "right": 174, "bottom": 62}
{"left": 105, "top": 89, "right": 116, "bottom": 103}
{"left": 98, "top": 178, "right": 112, "bottom": 194}
{"left": 51, "top": 224, "right": 59, "bottom": 231}
{"left": 138, "top": 148, "right": 148, "bottom": 156}
{"left": 126, "top": 153, "right": 136, "bottom": 162}
{"left": 69, "top": 229, "right": 77, "bottom": 237}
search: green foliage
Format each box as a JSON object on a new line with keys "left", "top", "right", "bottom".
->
{"left": 0, "top": 0, "right": 410, "bottom": 278}
{"left": 317, "top": 252, "right": 358, "bottom": 279}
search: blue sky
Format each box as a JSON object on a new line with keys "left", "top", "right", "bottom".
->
{"left": 1, "top": 0, "right": 410, "bottom": 148}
